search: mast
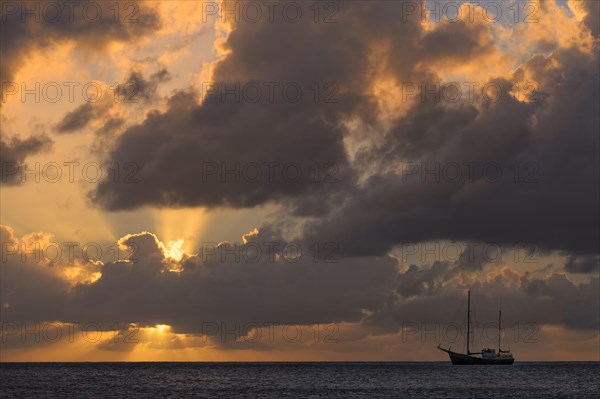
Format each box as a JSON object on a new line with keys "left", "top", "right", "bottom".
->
{"left": 466, "top": 290, "right": 471, "bottom": 355}
{"left": 498, "top": 309, "right": 502, "bottom": 352}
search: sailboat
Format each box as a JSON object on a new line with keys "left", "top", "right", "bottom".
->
{"left": 437, "top": 290, "right": 515, "bottom": 365}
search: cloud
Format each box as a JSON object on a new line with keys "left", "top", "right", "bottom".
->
{"left": 53, "top": 68, "right": 171, "bottom": 134}
{"left": 0, "top": 225, "right": 398, "bottom": 333}
{"left": 119, "top": 69, "right": 171, "bottom": 103}
{"left": 0, "top": 0, "right": 161, "bottom": 100}
{"left": 90, "top": 88, "right": 356, "bottom": 213}
{"left": 89, "top": 2, "right": 499, "bottom": 212}
{"left": 2, "top": 224, "right": 598, "bottom": 343}
{"left": 569, "top": 0, "right": 600, "bottom": 36}
{"left": 0, "top": 133, "right": 53, "bottom": 185}
{"left": 367, "top": 264, "right": 599, "bottom": 334}
{"left": 2, "top": 0, "right": 598, "bottom": 359}
{"left": 564, "top": 255, "right": 600, "bottom": 274}
{"left": 86, "top": 1, "right": 600, "bottom": 258}
{"left": 303, "top": 44, "right": 599, "bottom": 257}
{"left": 54, "top": 103, "right": 97, "bottom": 133}
{"left": 96, "top": 118, "right": 126, "bottom": 137}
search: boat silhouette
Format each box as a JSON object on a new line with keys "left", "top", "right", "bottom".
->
{"left": 437, "top": 290, "right": 515, "bottom": 365}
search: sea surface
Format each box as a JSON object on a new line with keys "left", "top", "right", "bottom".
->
{"left": 1, "top": 362, "right": 599, "bottom": 398}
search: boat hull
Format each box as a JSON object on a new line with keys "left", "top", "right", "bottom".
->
{"left": 448, "top": 351, "right": 514, "bottom": 365}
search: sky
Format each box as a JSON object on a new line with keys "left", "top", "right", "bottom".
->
{"left": 0, "top": 0, "right": 598, "bottom": 361}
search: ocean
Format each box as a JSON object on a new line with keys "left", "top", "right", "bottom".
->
{"left": 1, "top": 362, "right": 599, "bottom": 398}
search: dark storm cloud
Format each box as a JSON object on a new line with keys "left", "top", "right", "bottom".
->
{"left": 579, "top": 0, "right": 599, "bottom": 36}
{"left": 0, "top": 133, "right": 53, "bottom": 185}
{"left": 0, "top": 226, "right": 399, "bottom": 332}
{"left": 397, "top": 261, "right": 451, "bottom": 298}
{"left": 91, "top": 89, "right": 355, "bottom": 213}
{"left": 417, "top": 15, "right": 496, "bottom": 63}
{"left": 0, "top": 0, "right": 161, "bottom": 99}
{"left": 396, "top": 243, "right": 493, "bottom": 298}
{"left": 0, "top": 226, "right": 71, "bottom": 319}
{"left": 91, "top": 1, "right": 495, "bottom": 212}
{"left": 120, "top": 69, "right": 171, "bottom": 103}
{"left": 564, "top": 255, "right": 600, "bottom": 274}
{"left": 53, "top": 69, "right": 170, "bottom": 134}
{"left": 89, "top": 1, "right": 599, "bottom": 257}
{"left": 54, "top": 102, "right": 95, "bottom": 133}
{"left": 367, "top": 264, "right": 599, "bottom": 333}
{"left": 2, "top": 224, "right": 597, "bottom": 339}
{"left": 303, "top": 47, "right": 599, "bottom": 256}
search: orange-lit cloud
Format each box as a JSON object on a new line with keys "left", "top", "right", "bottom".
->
{"left": 1, "top": 0, "right": 598, "bottom": 362}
